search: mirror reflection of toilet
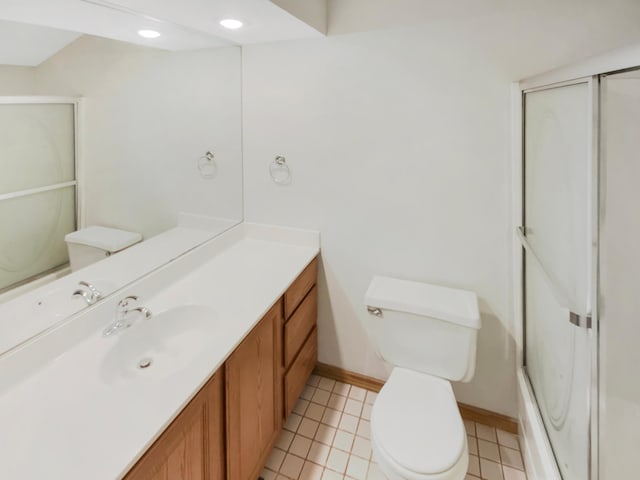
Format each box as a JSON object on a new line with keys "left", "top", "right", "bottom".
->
{"left": 65, "top": 226, "right": 142, "bottom": 272}
{"left": 363, "top": 276, "right": 481, "bottom": 480}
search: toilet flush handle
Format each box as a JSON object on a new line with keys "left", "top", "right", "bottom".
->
{"left": 367, "top": 306, "right": 383, "bottom": 317}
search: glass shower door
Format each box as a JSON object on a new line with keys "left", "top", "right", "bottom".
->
{"left": 599, "top": 69, "right": 640, "bottom": 479}
{"left": 0, "top": 101, "right": 77, "bottom": 291}
{"left": 522, "top": 80, "right": 595, "bottom": 479}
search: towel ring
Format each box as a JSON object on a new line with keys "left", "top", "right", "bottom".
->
{"left": 198, "top": 151, "right": 216, "bottom": 179}
{"left": 269, "top": 155, "right": 291, "bottom": 185}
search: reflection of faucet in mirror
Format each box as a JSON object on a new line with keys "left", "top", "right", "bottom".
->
{"left": 72, "top": 281, "right": 102, "bottom": 305}
{"left": 103, "top": 295, "right": 152, "bottom": 337}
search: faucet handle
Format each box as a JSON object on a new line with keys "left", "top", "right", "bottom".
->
{"left": 106, "top": 296, "right": 148, "bottom": 336}
{"left": 117, "top": 295, "right": 139, "bottom": 311}
{"left": 72, "top": 284, "right": 100, "bottom": 306}
{"left": 77, "top": 281, "right": 102, "bottom": 303}
{"left": 129, "top": 306, "right": 152, "bottom": 319}
{"left": 72, "top": 289, "right": 88, "bottom": 299}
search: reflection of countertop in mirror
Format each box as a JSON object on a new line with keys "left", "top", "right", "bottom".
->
{"left": 0, "top": 222, "right": 319, "bottom": 480}
{"left": 0, "top": 217, "right": 240, "bottom": 356}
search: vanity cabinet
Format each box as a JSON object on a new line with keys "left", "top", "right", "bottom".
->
{"left": 124, "top": 256, "right": 318, "bottom": 480}
{"left": 124, "top": 369, "right": 225, "bottom": 480}
{"left": 224, "top": 256, "right": 318, "bottom": 480}
{"left": 225, "top": 301, "right": 283, "bottom": 480}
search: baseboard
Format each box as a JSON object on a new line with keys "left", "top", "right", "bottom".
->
{"left": 457, "top": 403, "right": 518, "bottom": 434}
{"left": 314, "top": 362, "right": 518, "bottom": 434}
{"left": 314, "top": 362, "right": 385, "bottom": 392}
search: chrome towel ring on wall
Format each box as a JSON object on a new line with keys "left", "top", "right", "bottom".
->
{"left": 269, "top": 155, "right": 291, "bottom": 185}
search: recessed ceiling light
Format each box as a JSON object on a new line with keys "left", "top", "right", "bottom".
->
{"left": 137, "top": 29, "right": 161, "bottom": 39}
{"left": 220, "top": 19, "right": 243, "bottom": 30}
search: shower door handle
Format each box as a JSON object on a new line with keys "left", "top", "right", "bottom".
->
{"left": 569, "top": 311, "right": 592, "bottom": 329}
{"left": 517, "top": 226, "right": 592, "bottom": 329}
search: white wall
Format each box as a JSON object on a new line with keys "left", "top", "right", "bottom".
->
{"left": 327, "top": 0, "right": 640, "bottom": 79}
{"left": 242, "top": 6, "right": 640, "bottom": 416}
{"left": 0, "top": 19, "right": 80, "bottom": 67}
{"left": 327, "top": 0, "right": 640, "bottom": 81}
{"left": 33, "top": 36, "right": 243, "bottom": 239}
{"left": 242, "top": 27, "right": 515, "bottom": 416}
{"left": 0, "top": 66, "right": 35, "bottom": 94}
{"left": 271, "top": 0, "right": 327, "bottom": 34}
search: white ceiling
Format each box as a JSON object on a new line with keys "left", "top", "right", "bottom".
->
{"left": 7, "top": 0, "right": 640, "bottom": 72}
{"left": 91, "top": 0, "right": 327, "bottom": 44}
{"left": 0, "top": 19, "right": 80, "bottom": 66}
{"left": 0, "top": 0, "right": 326, "bottom": 65}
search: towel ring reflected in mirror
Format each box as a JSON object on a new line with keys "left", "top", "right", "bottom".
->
{"left": 198, "top": 151, "right": 217, "bottom": 179}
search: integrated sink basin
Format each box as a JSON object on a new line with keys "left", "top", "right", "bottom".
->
{"left": 100, "top": 305, "right": 217, "bottom": 383}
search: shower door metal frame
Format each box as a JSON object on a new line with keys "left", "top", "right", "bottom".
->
{"left": 513, "top": 76, "right": 600, "bottom": 480}
{"left": 0, "top": 96, "right": 85, "bottom": 227}
{"left": 0, "top": 96, "right": 85, "bottom": 292}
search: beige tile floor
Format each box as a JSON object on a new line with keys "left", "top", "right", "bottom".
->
{"left": 262, "top": 375, "right": 528, "bottom": 480}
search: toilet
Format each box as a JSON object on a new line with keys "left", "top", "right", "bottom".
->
{"left": 363, "top": 276, "right": 481, "bottom": 480}
{"left": 64, "top": 226, "right": 142, "bottom": 271}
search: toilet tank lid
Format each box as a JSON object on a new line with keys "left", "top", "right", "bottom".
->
{"left": 365, "top": 276, "right": 480, "bottom": 329}
{"left": 65, "top": 226, "right": 142, "bottom": 252}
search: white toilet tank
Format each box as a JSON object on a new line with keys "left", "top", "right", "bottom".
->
{"left": 64, "top": 226, "right": 142, "bottom": 272}
{"left": 364, "top": 276, "right": 481, "bottom": 382}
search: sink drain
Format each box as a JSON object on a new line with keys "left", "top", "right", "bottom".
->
{"left": 137, "top": 357, "right": 153, "bottom": 369}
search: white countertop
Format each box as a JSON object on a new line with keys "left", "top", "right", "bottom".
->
{"left": 0, "top": 224, "right": 228, "bottom": 356}
{"left": 0, "top": 223, "right": 319, "bottom": 480}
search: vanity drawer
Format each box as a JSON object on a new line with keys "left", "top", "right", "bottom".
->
{"left": 284, "top": 328, "right": 318, "bottom": 417}
{"left": 284, "top": 257, "right": 318, "bottom": 319}
{"left": 284, "top": 286, "right": 317, "bottom": 367}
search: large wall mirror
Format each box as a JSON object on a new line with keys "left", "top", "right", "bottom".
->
{"left": 0, "top": 18, "right": 243, "bottom": 354}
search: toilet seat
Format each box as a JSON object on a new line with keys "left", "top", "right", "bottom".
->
{"left": 370, "top": 368, "right": 469, "bottom": 480}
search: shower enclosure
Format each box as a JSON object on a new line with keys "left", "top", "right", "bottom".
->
{"left": 0, "top": 98, "right": 79, "bottom": 293}
{"left": 516, "top": 55, "right": 640, "bottom": 480}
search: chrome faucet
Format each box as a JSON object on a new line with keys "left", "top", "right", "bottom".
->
{"left": 72, "top": 281, "right": 102, "bottom": 305}
{"left": 103, "top": 295, "right": 152, "bottom": 337}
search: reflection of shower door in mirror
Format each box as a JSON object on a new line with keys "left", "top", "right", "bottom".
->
{"left": 0, "top": 100, "right": 77, "bottom": 292}
{"left": 522, "top": 79, "right": 595, "bottom": 480}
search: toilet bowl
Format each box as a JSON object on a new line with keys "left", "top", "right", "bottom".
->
{"left": 363, "top": 276, "right": 481, "bottom": 480}
{"left": 371, "top": 368, "right": 468, "bottom": 480}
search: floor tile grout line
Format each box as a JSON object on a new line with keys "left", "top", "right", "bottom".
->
{"left": 497, "top": 435, "right": 505, "bottom": 476}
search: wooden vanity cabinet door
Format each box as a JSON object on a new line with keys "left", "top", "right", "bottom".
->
{"left": 226, "top": 302, "right": 282, "bottom": 480}
{"left": 124, "top": 369, "right": 225, "bottom": 480}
